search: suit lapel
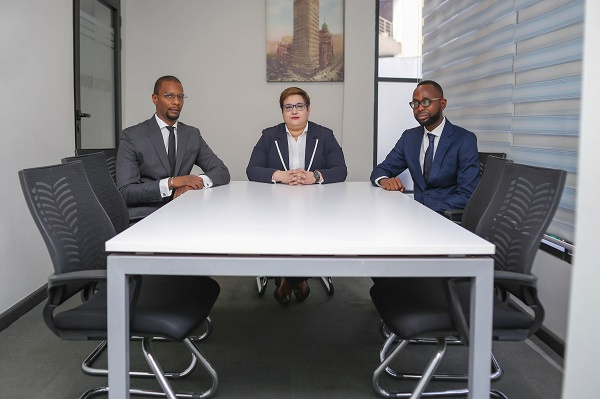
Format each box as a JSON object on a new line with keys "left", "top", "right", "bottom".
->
{"left": 428, "top": 121, "right": 454, "bottom": 184}
{"left": 275, "top": 124, "right": 289, "bottom": 170}
{"left": 408, "top": 127, "right": 427, "bottom": 188}
{"left": 147, "top": 117, "right": 171, "bottom": 175}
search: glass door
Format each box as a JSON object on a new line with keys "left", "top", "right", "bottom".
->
{"left": 74, "top": 0, "right": 121, "bottom": 149}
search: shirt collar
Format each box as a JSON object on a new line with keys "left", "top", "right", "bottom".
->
{"left": 424, "top": 116, "right": 446, "bottom": 137}
{"left": 155, "top": 114, "right": 178, "bottom": 131}
{"left": 285, "top": 122, "right": 309, "bottom": 139}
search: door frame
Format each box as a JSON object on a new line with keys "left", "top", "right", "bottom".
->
{"left": 73, "top": 0, "right": 122, "bottom": 149}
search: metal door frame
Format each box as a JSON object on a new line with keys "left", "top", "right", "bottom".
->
{"left": 73, "top": 0, "right": 121, "bottom": 149}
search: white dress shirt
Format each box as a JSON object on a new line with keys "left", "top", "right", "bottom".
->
{"left": 154, "top": 114, "right": 212, "bottom": 198}
{"left": 286, "top": 123, "right": 309, "bottom": 170}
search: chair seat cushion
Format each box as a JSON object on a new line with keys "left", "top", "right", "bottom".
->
{"left": 371, "top": 278, "right": 535, "bottom": 341}
{"left": 371, "top": 278, "right": 456, "bottom": 339}
{"left": 53, "top": 275, "right": 220, "bottom": 341}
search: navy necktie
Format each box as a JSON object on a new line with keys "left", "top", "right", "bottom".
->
{"left": 423, "top": 133, "right": 435, "bottom": 182}
{"left": 166, "top": 126, "right": 176, "bottom": 176}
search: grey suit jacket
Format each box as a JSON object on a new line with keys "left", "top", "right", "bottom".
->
{"left": 116, "top": 116, "right": 230, "bottom": 220}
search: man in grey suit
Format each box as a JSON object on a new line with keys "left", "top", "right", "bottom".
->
{"left": 116, "top": 75, "right": 230, "bottom": 221}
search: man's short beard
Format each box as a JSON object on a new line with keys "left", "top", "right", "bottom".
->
{"left": 417, "top": 111, "right": 441, "bottom": 127}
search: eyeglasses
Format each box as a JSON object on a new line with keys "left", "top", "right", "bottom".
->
{"left": 282, "top": 103, "right": 307, "bottom": 112}
{"left": 408, "top": 98, "right": 442, "bottom": 109}
{"left": 162, "top": 93, "right": 187, "bottom": 101}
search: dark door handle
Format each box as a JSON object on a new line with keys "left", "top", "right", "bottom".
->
{"left": 76, "top": 111, "right": 91, "bottom": 120}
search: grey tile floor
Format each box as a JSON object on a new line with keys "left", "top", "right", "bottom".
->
{"left": 0, "top": 277, "right": 563, "bottom": 398}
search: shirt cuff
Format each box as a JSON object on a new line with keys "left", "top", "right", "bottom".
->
{"left": 199, "top": 174, "right": 213, "bottom": 188}
{"left": 160, "top": 177, "right": 172, "bottom": 197}
{"left": 374, "top": 176, "right": 387, "bottom": 187}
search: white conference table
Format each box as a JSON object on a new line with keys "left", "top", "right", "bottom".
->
{"left": 106, "top": 181, "right": 495, "bottom": 398}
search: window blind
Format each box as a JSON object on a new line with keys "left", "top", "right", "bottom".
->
{"left": 422, "top": 0, "right": 583, "bottom": 242}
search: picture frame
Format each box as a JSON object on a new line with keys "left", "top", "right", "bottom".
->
{"left": 266, "top": 0, "right": 344, "bottom": 82}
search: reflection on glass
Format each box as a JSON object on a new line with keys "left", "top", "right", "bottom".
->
{"left": 80, "top": 0, "right": 116, "bottom": 148}
{"left": 378, "top": 0, "right": 423, "bottom": 79}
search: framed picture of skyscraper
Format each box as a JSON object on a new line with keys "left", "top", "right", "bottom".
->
{"left": 266, "top": 0, "right": 344, "bottom": 82}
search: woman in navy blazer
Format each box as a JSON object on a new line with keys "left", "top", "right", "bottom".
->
{"left": 246, "top": 87, "right": 347, "bottom": 306}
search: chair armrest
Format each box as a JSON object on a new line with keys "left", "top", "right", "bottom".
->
{"left": 493, "top": 270, "right": 537, "bottom": 287}
{"left": 447, "top": 272, "right": 545, "bottom": 341}
{"left": 47, "top": 270, "right": 107, "bottom": 287}
{"left": 443, "top": 209, "right": 464, "bottom": 223}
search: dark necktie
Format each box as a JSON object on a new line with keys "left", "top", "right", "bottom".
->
{"left": 166, "top": 126, "right": 176, "bottom": 176}
{"left": 423, "top": 133, "right": 435, "bottom": 182}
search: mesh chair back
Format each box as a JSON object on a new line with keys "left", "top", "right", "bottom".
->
{"left": 461, "top": 156, "right": 512, "bottom": 233}
{"left": 476, "top": 162, "right": 566, "bottom": 275}
{"left": 19, "top": 162, "right": 115, "bottom": 275}
{"left": 62, "top": 153, "right": 129, "bottom": 234}
{"left": 75, "top": 148, "right": 118, "bottom": 183}
{"left": 478, "top": 152, "right": 506, "bottom": 176}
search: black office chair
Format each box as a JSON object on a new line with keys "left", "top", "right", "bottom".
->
{"left": 370, "top": 162, "right": 566, "bottom": 398}
{"left": 62, "top": 152, "right": 214, "bottom": 379}
{"left": 19, "top": 162, "right": 220, "bottom": 398}
{"left": 478, "top": 152, "right": 507, "bottom": 176}
{"left": 379, "top": 156, "right": 514, "bottom": 380}
{"left": 63, "top": 153, "right": 128, "bottom": 234}
{"left": 455, "top": 155, "right": 512, "bottom": 233}
{"left": 75, "top": 148, "right": 118, "bottom": 183}
{"left": 444, "top": 152, "right": 508, "bottom": 224}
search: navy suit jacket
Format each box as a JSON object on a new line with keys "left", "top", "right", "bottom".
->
{"left": 117, "top": 116, "right": 230, "bottom": 220}
{"left": 370, "top": 119, "right": 480, "bottom": 213}
{"left": 246, "top": 121, "right": 347, "bottom": 184}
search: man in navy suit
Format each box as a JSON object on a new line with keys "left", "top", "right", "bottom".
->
{"left": 370, "top": 80, "right": 479, "bottom": 213}
{"left": 117, "top": 76, "right": 230, "bottom": 221}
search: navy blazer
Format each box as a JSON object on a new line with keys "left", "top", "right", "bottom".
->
{"left": 370, "top": 119, "right": 480, "bottom": 213}
{"left": 117, "top": 116, "right": 230, "bottom": 220}
{"left": 246, "top": 121, "right": 347, "bottom": 184}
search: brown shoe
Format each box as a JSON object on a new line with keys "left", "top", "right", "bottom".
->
{"left": 274, "top": 278, "right": 291, "bottom": 306}
{"left": 293, "top": 281, "right": 311, "bottom": 302}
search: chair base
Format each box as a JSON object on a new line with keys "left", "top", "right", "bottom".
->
{"left": 379, "top": 321, "right": 503, "bottom": 382}
{"left": 373, "top": 333, "right": 509, "bottom": 398}
{"left": 81, "top": 337, "right": 218, "bottom": 399}
{"left": 81, "top": 317, "right": 213, "bottom": 379}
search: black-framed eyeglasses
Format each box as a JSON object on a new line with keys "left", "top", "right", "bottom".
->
{"left": 408, "top": 98, "right": 442, "bottom": 109}
{"left": 282, "top": 103, "right": 307, "bottom": 112}
{"left": 163, "top": 93, "right": 187, "bottom": 101}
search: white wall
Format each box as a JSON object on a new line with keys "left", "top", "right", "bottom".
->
{"left": 121, "top": 0, "right": 375, "bottom": 182}
{"left": 0, "top": 0, "right": 75, "bottom": 314}
{"left": 562, "top": 0, "right": 600, "bottom": 396}
{"left": 0, "top": 0, "right": 374, "bottom": 318}
{"left": 531, "top": 252, "right": 571, "bottom": 340}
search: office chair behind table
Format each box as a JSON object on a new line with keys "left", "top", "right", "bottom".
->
{"left": 75, "top": 147, "right": 118, "bottom": 183}
{"left": 19, "top": 161, "right": 220, "bottom": 399}
{"left": 62, "top": 152, "right": 213, "bottom": 378}
{"left": 444, "top": 153, "right": 509, "bottom": 224}
{"left": 370, "top": 162, "right": 566, "bottom": 398}
{"left": 378, "top": 157, "right": 512, "bottom": 390}
{"left": 478, "top": 152, "right": 507, "bottom": 175}
{"left": 63, "top": 152, "right": 129, "bottom": 234}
